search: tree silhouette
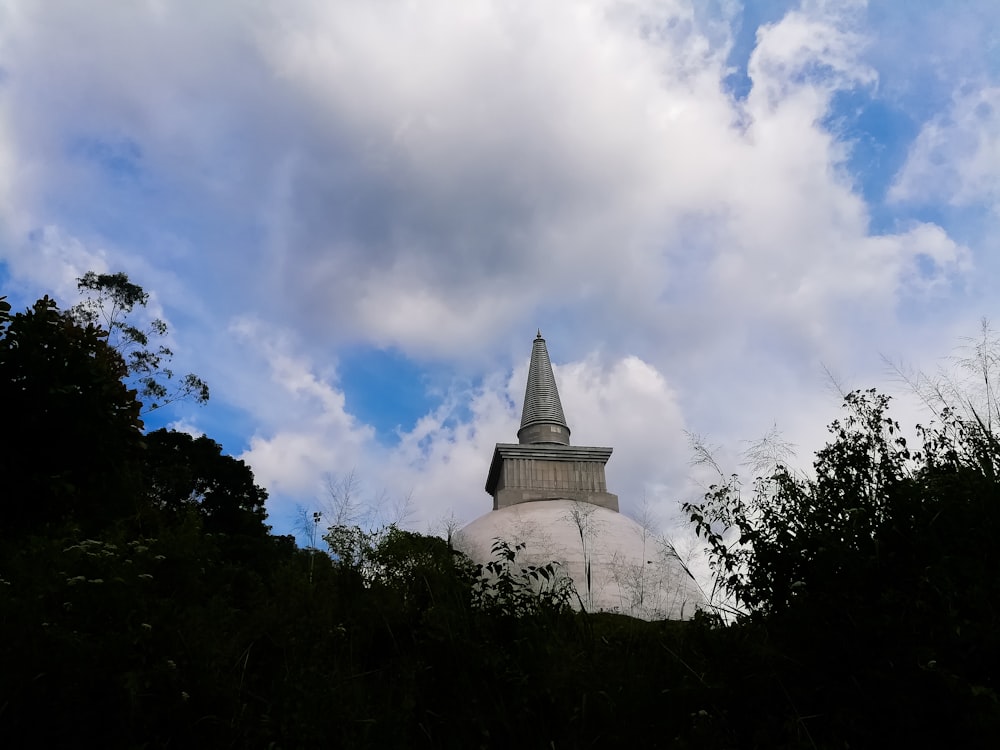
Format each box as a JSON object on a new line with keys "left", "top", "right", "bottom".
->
{"left": 0, "top": 295, "right": 144, "bottom": 536}
{"left": 71, "top": 271, "right": 208, "bottom": 412}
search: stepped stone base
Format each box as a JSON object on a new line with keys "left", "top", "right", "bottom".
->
{"left": 486, "top": 443, "right": 619, "bottom": 512}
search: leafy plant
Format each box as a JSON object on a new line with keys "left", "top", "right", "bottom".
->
{"left": 471, "top": 538, "right": 574, "bottom": 618}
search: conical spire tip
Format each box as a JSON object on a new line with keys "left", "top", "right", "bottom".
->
{"left": 518, "top": 329, "right": 570, "bottom": 444}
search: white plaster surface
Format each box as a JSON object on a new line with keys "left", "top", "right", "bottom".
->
{"left": 455, "top": 499, "right": 706, "bottom": 620}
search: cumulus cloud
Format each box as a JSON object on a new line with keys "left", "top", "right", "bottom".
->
{"left": 231, "top": 316, "right": 375, "bottom": 498}
{"left": 1, "top": 1, "right": 964, "bottom": 352}
{"left": 252, "top": 0, "right": 743, "bottom": 354}
{"left": 242, "top": 0, "right": 962, "bottom": 369}
{"left": 0, "top": 0, "right": 992, "bottom": 549}
{"left": 746, "top": 1, "right": 874, "bottom": 112}
{"left": 891, "top": 87, "right": 1000, "bottom": 212}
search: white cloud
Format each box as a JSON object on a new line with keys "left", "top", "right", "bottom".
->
{"left": 0, "top": 0, "right": 992, "bottom": 552}
{"left": 240, "top": 0, "right": 963, "bottom": 371}
{"left": 252, "top": 0, "right": 744, "bottom": 353}
{"left": 0, "top": 0, "right": 964, "bottom": 357}
{"left": 231, "top": 316, "right": 375, "bottom": 501}
{"left": 166, "top": 419, "right": 205, "bottom": 438}
{"left": 746, "top": 1, "right": 874, "bottom": 115}
{"left": 891, "top": 86, "right": 1000, "bottom": 212}
{"left": 5, "top": 226, "right": 110, "bottom": 300}
{"left": 557, "top": 355, "right": 688, "bottom": 505}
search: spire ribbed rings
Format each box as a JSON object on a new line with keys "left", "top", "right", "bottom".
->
{"left": 518, "top": 332, "right": 570, "bottom": 444}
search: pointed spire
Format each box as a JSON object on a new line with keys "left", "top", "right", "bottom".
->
{"left": 518, "top": 331, "right": 571, "bottom": 445}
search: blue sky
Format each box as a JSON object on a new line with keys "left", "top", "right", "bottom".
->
{"left": 2, "top": 0, "right": 999, "bottom": 546}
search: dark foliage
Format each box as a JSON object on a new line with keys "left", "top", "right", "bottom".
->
{"left": 0, "top": 295, "right": 144, "bottom": 536}
{"left": 142, "top": 428, "right": 271, "bottom": 541}
{"left": 3, "top": 282, "right": 999, "bottom": 747}
{"left": 685, "top": 389, "right": 1000, "bottom": 746}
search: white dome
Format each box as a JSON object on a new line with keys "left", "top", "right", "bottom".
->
{"left": 455, "top": 499, "right": 706, "bottom": 620}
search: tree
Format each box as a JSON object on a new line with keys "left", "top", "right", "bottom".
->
{"left": 687, "top": 391, "right": 907, "bottom": 613}
{"left": 71, "top": 271, "right": 209, "bottom": 412}
{"left": 684, "top": 389, "right": 1000, "bottom": 744}
{"left": 0, "top": 295, "right": 144, "bottom": 536}
{"left": 143, "top": 428, "right": 270, "bottom": 540}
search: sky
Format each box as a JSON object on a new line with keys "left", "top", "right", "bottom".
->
{"left": 2, "top": 0, "right": 999, "bottom": 552}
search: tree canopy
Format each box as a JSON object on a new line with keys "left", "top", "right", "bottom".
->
{"left": 0, "top": 294, "right": 144, "bottom": 536}
{"left": 143, "top": 428, "right": 270, "bottom": 538}
{"left": 71, "top": 271, "right": 209, "bottom": 412}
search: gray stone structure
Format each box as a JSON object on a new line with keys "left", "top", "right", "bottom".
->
{"left": 485, "top": 332, "right": 619, "bottom": 511}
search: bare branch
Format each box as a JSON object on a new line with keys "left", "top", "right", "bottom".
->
{"left": 820, "top": 361, "right": 849, "bottom": 400}
{"left": 686, "top": 430, "right": 724, "bottom": 478}
{"left": 741, "top": 423, "right": 797, "bottom": 476}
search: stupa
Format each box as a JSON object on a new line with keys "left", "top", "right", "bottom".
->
{"left": 455, "top": 332, "right": 706, "bottom": 620}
